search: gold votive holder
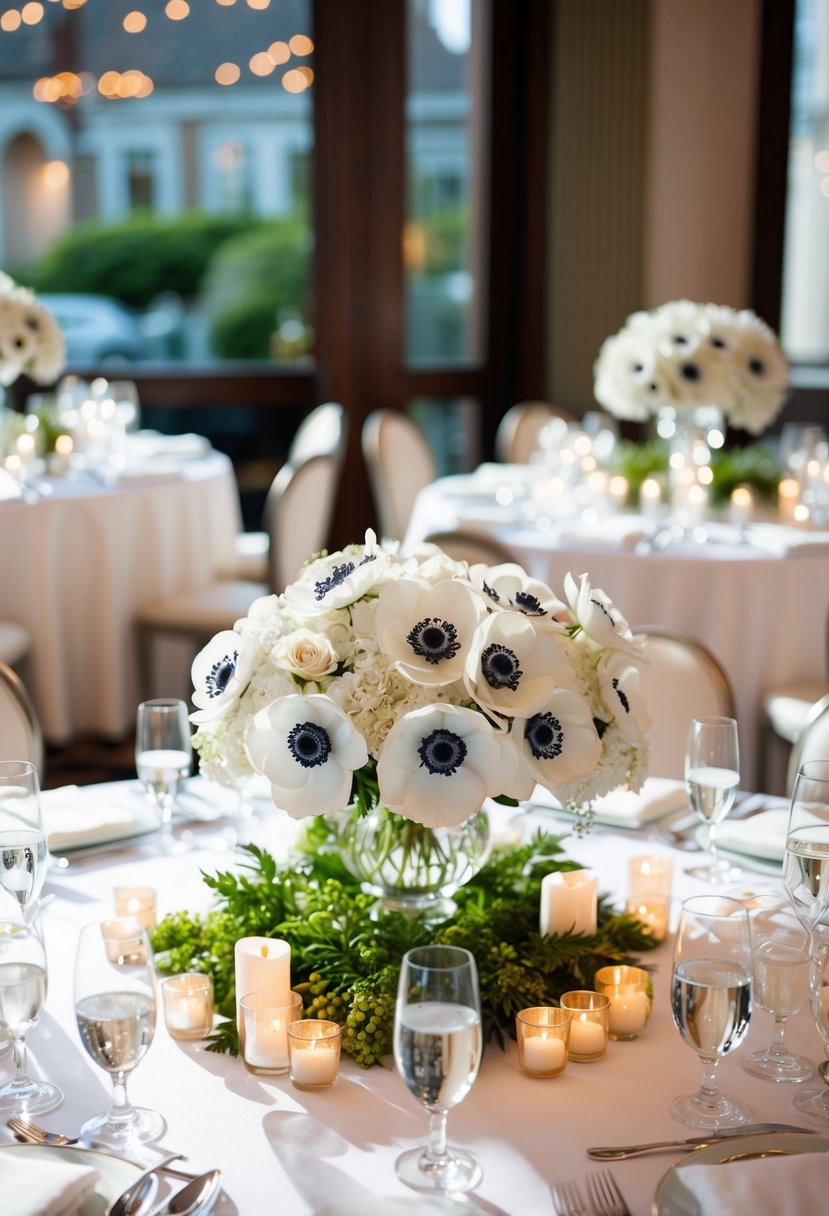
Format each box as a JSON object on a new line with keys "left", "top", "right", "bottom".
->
{"left": 241, "top": 990, "right": 303, "bottom": 1074}
{"left": 161, "top": 973, "right": 214, "bottom": 1041}
{"left": 593, "top": 965, "right": 652, "bottom": 1041}
{"left": 559, "top": 991, "right": 610, "bottom": 1062}
{"left": 113, "top": 885, "right": 157, "bottom": 932}
{"left": 515, "top": 1006, "right": 571, "bottom": 1078}
{"left": 287, "top": 1019, "right": 342, "bottom": 1091}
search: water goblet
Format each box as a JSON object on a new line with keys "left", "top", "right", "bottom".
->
{"left": 784, "top": 760, "right": 829, "bottom": 935}
{"left": 742, "top": 901, "right": 813, "bottom": 1082}
{"left": 684, "top": 717, "right": 741, "bottom": 881}
{"left": 0, "top": 760, "right": 48, "bottom": 923}
{"left": 670, "top": 894, "right": 753, "bottom": 1129}
{"left": 135, "top": 699, "right": 193, "bottom": 854}
{"left": 790, "top": 927, "right": 829, "bottom": 1126}
{"left": 393, "top": 944, "right": 483, "bottom": 1194}
{"left": 0, "top": 920, "right": 63, "bottom": 1114}
{"left": 74, "top": 917, "right": 165, "bottom": 1149}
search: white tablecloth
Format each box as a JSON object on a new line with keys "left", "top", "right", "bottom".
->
{"left": 0, "top": 451, "right": 241, "bottom": 743}
{"left": 3, "top": 780, "right": 825, "bottom": 1216}
{"left": 406, "top": 475, "right": 829, "bottom": 789}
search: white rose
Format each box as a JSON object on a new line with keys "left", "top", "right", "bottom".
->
{"left": 271, "top": 629, "right": 339, "bottom": 679}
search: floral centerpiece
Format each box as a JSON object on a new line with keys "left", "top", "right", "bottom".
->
{"left": 0, "top": 271, "right": 65, "bottom": 389}
{"left": 593, "top": 299, "right": 789, "bottom": 435}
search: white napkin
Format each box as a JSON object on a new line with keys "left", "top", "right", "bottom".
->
{"left": 715, "top": 807, "right": 790, "bottom": 861}
{"left": 109, "top": 465, "right": 181, "bottom": 486}
{"left": 3, "top": 1154, "right": 100, "bottom": 1216}
{"left": 744, "top": 522, "right": 829, "bottom": 557}
{"left": 126, "top": 431, "right": 211, "bottom": 459}
{"left": 530, "top": 777, "right": 687, "bottom": 828}
{"left": 553, "top": 514, "right": 653, "bottom": 549}
{"left": 676, "top": 1150, "right": 829, "bottom": 1215}
{"left": 41, "top": 785, "right": 151, "bottom": 850}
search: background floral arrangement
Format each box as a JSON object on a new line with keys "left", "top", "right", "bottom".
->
{"left": 191, "top": 530, "right": 650, "bottom": 827}
{"left": 0, "top": 271, "right": 65, "bottom": 388}
{"left": 593, "top": 299, "right": 789, "bottom": 435}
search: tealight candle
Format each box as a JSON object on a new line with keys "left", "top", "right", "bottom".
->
{"left": 515, "top": 1006, "right": 571, "bottom": 1078}
{"left": 100, "top": 917, "right": 147, "bottom": 964}
{"left": 234, "top": 936, "right": 291, "bottom": 1034}
{"left": 778, "top": 476, "right": 800, "bottom": 523}
{"left": 540, "top": 869, "right": 598, "bottom": 937}
{"left": 113, "top": 885, "right": 157, "bottom": 932}
{"left": 241, "top": 990, "right": 303, "bottom": 1073}
{"left": 729, "top": 484, "right": 755, "bottom": 525}
{"left": 594, "top": 965, "right": 652, "bottom": 1040}
{"left": 559, "top": 991, "right": 609, "bottom": 1062}
{"left": 162, "top": 973, "right": 214, "bottom": 1041}
{"left": 608, "top": 474, "right": 629, "bottom": 509}
{"left": 288, "top": 1019, "right": 342, "bottom": 1090}
{"left": 626, "top": 854, "right": 672, "bottom": 942}
{"left": 626, "top": 896, "right": 670, "bottom": 943}
{"left": 15, "top": 432, "right": 36, "bottom": 466}
{"left": 639, "top": 477, "right": 662, "bottom": 518}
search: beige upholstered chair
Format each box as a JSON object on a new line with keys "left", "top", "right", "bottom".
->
{"left": 633, "top": 626, "right": 736, "bottom": 781}
{"left": 760, "top": 611, "right": 829, "bottom": 792}
{"left": 0, "top": 620, "right": 31, "bottom": 670}
{"left": 494, "top": 401, "right": 576, "bottom": 465}
{"left": 786, "top": 693, "right": 829, "bottom": 794}
{"left": 362, "top": 409, "right": 436, "bottom": 543}
{"left": 0, "top": 660, "right": 44, "bottom": 781}
{"left": 421, "top": 529, "right": 518, "bottom": 567}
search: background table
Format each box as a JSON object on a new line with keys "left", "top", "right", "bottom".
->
{"left": 3, "top": 780, "right": 825, "bottom": 1216}
{"left": 0, "top": 452, "right": 240, "bottom": 744}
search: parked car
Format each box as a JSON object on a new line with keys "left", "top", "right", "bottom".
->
{"left": 39, "top": 294, "right": 145, "bottom": 364}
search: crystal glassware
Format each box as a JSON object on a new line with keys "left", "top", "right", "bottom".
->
{"left": 0, "top": 761, "right": 48, "bottom": 923}
{"left": 790, "top": 927, "right": 829, "bottom": 1126}
{"left": 0, "top": 920, "right": 62, "bottom": 1114}
{"left": 670, "top": 894, "right": 753, "bottom": 1129}
{"left": 393, "top": 944, "right": 483, "bottom": 1194}
{"left": 684, "top": 717, "right": 741, "bottom": 881}
{"left": 742, "top": 901, "right": 813, "bottom": 1082}
{"left": 73, "top": 917, "right": 164, "bottom": 1149}
{"left": 135, "top": 699, "right": 193, "bottom": 854}
{"left": 784, "top": 760, "right": 829, "bottom": 935}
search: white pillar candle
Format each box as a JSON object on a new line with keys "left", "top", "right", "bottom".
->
{"left": 522, "top": 1032, "right": 566, "bottom": 1074}
{"left": 608, "top": 474, "right": 629, "bottom": 510}
{"left": 729, "top": 484, "right": 754, "bottom": 525}
{"left": 234, "top": 936, "right": 291, "bottom": 1032}
{"left": 778, "top": 477, "right": 800, "bottom": 523}
{"left": 639, "top": 477, "right": 662, "bottom": 518}
{"left": 540, "top": 870, "right": 598, "bottom": 937}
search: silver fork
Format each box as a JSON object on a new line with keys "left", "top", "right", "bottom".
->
{"left": 586, "top": 1169, "right": 632, "bottom": 1216}
{"left": 6, "top": 1116, "right": 195, "bottom": 1180}
{"left": 551, "top": 1179, "right": 588, "bottom": 1215}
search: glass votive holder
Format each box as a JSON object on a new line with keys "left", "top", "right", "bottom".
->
{"left": 559, "top": 991, "right": 610, "bottom": 1062}
{"left": 593, "top": 965, "right": 652, "bottom": 1040}
{"left": 515, "top": 1007, "right": 571, "bottom": 1078}
{"left": 161, "top": 973, "right": 214, "bottom": 1041}
{"left": 113, "top": 885, "right": 157, "bottom": 932}
{"left": 626, "top": 854, "right": 673, "bottom": 942}
{"left": 287, "top": 1019, "right": 342, "bottom": 1091}
{"left": 241, "top": 990, "right": 303, "bottom": 1074}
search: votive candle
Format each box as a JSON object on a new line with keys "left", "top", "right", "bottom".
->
{"left": 729, "top": 484, "right": 754, "bottom": 525}
{"left": 288, "top": 1019, "right": 342, "bottom": 1090}
{"left": 515, "top": 1006, "right": 571, "bottom": 1078}
{"left": 234, "top": 936, "right": 291, "bottom": 1034}
{"left": 540, "top": 870, "right": 598, "bottom": 937}
{"left": 594, "top": 965, "right": 652, "bottom": 1040}
{"left": 241, "top": 990, "right": 303, "bottom": 1073}
{"left": 113, "top": 885, "right": 157, "bottom": 932}
{"left": 100, "top": 917, "right": 148, "bottom": 964}
{"left": 778, "top": 477, "right": 800, "bottom": 523}
{"left": 559, "top": 991, "right": 609, "bottom": 1062}
{"left": 626, "top": 854, "right": 672, "bottom": 943}
{"left": 162, "top": 973, "right": 214, "bottom": 1041}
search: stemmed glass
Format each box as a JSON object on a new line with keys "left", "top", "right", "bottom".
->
{"left": 684, "top": 717, "right": 741, "bottom": 881}
{"left": 742, "top": 901, "right": 813, "bottom": 1082}
{"left": 790, "top": 927, "right": 829, "bottom": 1126}
{"left": 670, "top": 894, "right": 753, "bottom": 1128}
{"left": 0, "top": 920, "right": 63, "bottom": 1114}
{"left": 135, "top": 699, "right": 193, "bottom": 853}
{"left": 393, "top": 944, "right": 483, "bottom": 1194}
{"left": 0, "top": 761, "right": 48, "bottom": 923}
{"left": 783, "top": 760, "right": 829, "bottom": 935}
{"left": 73, "top": 917, "right": 164, "bottom": 1149}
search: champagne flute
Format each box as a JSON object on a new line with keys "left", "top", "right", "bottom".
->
{"left": 784, "top": 760, "right": 829, "bottom": 935}
{"left": 742, "top": 902, "right": 813, "bottom": 1082}
{"left": 135, "top": 699, "right": 193, "bottom": 854}
{"left": 0, "top": 761, "right": 48, "bottom": 923}
{"left": 790, "top": 927, "right": 829, "bottom": 1126}
{"left": 74, "top": 917, "right": 165, "bottom": 1149}
{"left": 393, "top": 944, "right": 483, "bottom": 1194}
{"left": 0, "top": 920, "right": 63, "bottom": 1114}
{"left": 670, "top": 894, "right": 753, "bottom": 1128}
{"left": 685, "top": 716, "right": 741, "bottom": 881}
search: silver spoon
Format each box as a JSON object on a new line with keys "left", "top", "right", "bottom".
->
{"left": 148, "top": 1169, "right": 223, "bottom": 1216}
{"left": 107, "top": 1171, "right": 160, "bottom": 1216}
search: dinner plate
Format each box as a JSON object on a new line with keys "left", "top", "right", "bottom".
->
{"left": 652, "top": 1132, "right": 829, "bottom": 1215}
{"left": 0, "top": 1142, "right": 143, "bottom": 1215}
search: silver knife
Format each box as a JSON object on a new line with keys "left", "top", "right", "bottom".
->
{"left": 587, "top": 1122, "right": 816, "bottom": 1159}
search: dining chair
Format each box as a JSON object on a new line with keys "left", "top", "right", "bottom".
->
{"left": 632, "top": 626, "right": 736, "bottom": 781}
{"left": 786, "top": 692, "right": 829, "bottom": 794}
{"left": 759, "top": 609, "right": 829, "bottom": 793}
{"left": 420, "top": 529, "right": 519, "bottom": 567}
{"left": 0, "top": 660, "right": 45, "bottom": 781}
{"left": 362, "top": 409, "right": 436, "bottom": 543}
{"left": 0, "top": 619, "right": 31, "bottom": 675}
{"left": 135, "top": 451, "right": 342, "bottom": 700}
{"left": 494, "top": 400, "right": 576, "bottom": 465}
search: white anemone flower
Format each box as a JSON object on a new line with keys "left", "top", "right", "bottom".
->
{"left": 374, "top": 576, "right": 486, "bottom": 687}
{"left": 593, "top": 329, "right": 659, "bottom": 422}
{"left": 564, "top": 571, "right": 642, "bottom": 658}
{"left": 464, "top": 611, "right": 574, "bottom": 717}
{"left": 597, "top": 652, "right": 651, "bottom": 745}
{"left": 468, "top": 563, "right": 568, "bottom": 624}
{"left": 512, "top": 689, "right": 601, "bottom": 787}
{"left": 245, "top": 693, "right": 368, "bottom": 819}
{"left": 190, "top": 629, "right": 256, "bottom": 724}
{"left": 377, "top": 704, "right": 518, "bottom": 828}
{"left": 285, "top": 529, "right": 387, "bottom": 615}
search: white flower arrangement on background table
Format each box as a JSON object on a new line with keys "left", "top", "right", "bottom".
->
{"left": 593, "top": 299, "right": 789, "bottom": 435}
{"left": 190, "top": 531, "right": 650, "bottom": 828}
{"left": 0, "top": 271, "right": 65, "bottom": 388}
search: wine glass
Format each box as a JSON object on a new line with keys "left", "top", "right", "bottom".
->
{"left": 684, "top": 716, "right": 741, "bottom": 881}
{"left": 0, "top": 761, "right": 48, "bottom": 923}
{"left": 670, "top": 894, "right": 753, "bottom": 1129}
{"left": 742, "top": 901, "right": 813, "bottom": 1082}
{"left": 73, "top": 917, "right": 165, "bottom": 1149}
{"left": 0, "top": 920, "right": 63, "bottom": 1114}
{"left": 393, "top": 944, "right": 483, "bottom": 1194}
{"left": 135, "top": 699, "right": 193, "bottom": 853}
{"left": 790, "top": 926, "right": 829, "bottom": 1126}
{"left": 784, "top": 760, "right": 829, "bottom": 935}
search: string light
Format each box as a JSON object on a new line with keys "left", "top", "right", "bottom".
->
{"left": 124, "top": 11, "right": 148, "bottom": 33}
{"left": 215, "top": 62, "right": 240, "bottom": 86}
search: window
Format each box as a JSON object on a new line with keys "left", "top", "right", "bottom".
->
{"left": 125, "top": 150, "right": 156, "bottom": 212}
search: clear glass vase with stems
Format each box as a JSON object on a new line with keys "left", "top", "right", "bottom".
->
{"left": 0, "top": 919, "right": 62, "bottom": 1115}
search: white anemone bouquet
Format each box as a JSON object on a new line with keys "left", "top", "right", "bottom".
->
{"left": 0, "top": 272, "right": 65, "bottom": 388}
{"left": 191, "top": 532, "right": 650, "bottom": 830}
{"left": 594, "top": 300, "right": 788, "bottom": 435}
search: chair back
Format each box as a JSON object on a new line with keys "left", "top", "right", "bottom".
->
{"left": 362, "top": 409, "right": 436, "bottom": 542}
{"left": 0, "top": 661, "right": 44, "bottom": 782}
{"left": 265, "top": 453, "right": 342, "bottom": 593}
{"left": 495, "top": 401, "right": 576, "bottom": 464}
{"left": 422, "top": 529, "right": 518, "bottom": 567}
{"left": 633, "top": 626, "right": 736, "bottom": 780}
{"left": 787, "top": 693, "right": 829, "bottom": 793}
{"left": 289, "top": 402, "right": 347, "bottom": 469}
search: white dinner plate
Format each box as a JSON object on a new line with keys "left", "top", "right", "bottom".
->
{"left": 652, "top": 1132, "right": 829, "bottom": 1215}
{"left": 0, "top": 1142, "right": 143, "bottom": 1215}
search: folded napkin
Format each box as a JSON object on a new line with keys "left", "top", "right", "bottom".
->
{"left": 553, "top": 514, "right": 653, "bottom": 549}
{"left": 744, "top": 522, "right": 829, "bottom": 557}
{"left": 715, "top": 806, "right": 790, "bottom": 861}
{"left": 126, "top": 431, "right": 211, "bottom": 460}
{"left": 676, "top": 1148, "right": 829, "bottom": 1215}
{"left": 530, "top": 777, "right": 687, "bottom": 828}
{"left": 109, "top": 465, "right": 181, "bottom": 486}
{"left": 41, "top": 785, "right": 152, "bottom": 850}
{"left": 3, "top": 1154, "right": 100, "bottom": 1216}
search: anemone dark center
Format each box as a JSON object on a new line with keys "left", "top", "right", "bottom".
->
{"left": 314, "top": 560, "right": 356, "bottom": 601}
{"left": 612, "top": 676, "right": 630, "bottom": 714}
{"left": 481, "top": 643, "right": 522, "bottom": 691}
{"left": 513, "top": 590, "right": 545, "bottom": 617}
{"left": 417, "top": 727, "right": 468, "bottom": 776}
{"left": 525, "top": 712, "right": 564, "bottom": 761}
{"left": 206, "top": 650, "right": 238, "bottom": 699}
{"left": 407, "top": 617, "right": 460, "bottom": 665}
{"left": 287, "top": 721, "right": 332, "bottom": 768}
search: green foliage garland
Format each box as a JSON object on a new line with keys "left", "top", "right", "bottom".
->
{"left": 151, "top": 827, "right": 657, "bottom": 1068}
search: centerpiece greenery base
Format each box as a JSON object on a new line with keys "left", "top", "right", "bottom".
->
{"left": 152, "top": 824, "right": 658, "bottom": 1069}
